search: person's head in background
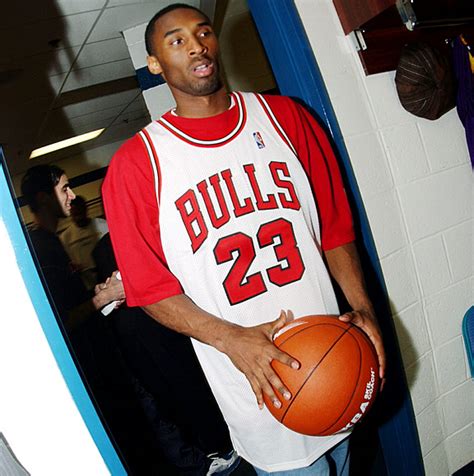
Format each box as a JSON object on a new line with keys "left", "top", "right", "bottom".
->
{"left": 70, "top": 195, "right": 91, "bottom": 228}
{"left": 21, "top": 164, "right": 75, "bottom": 231}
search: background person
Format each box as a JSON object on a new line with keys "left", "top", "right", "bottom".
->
{"left": 21, "top": 165, "right": 123, "bottom": 327}
{"left": 60, "top": 195, "right": 109, "bottom": 290}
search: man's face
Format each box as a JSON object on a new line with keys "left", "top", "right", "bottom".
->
{"left": 147, "top": 8, "right": 222, "bottom": 98}
{"left": 53, "top": 174, "right": 75, "bottom": 217}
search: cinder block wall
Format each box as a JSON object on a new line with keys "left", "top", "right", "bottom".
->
{"left": 294, "top": 0, "right": 473, "bottom": 473}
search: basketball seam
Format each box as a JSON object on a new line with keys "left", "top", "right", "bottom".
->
{"left": 279, "top": 324, "right": 354, "bottom": 425}
{"left": 276, "top": 321, "right": 347, "bottom": 348}
{"left": 321, "top": 326, "right": 378, "bottom": 434}
{"left": 318, "top": 332, "right": 362, "bottom": 435}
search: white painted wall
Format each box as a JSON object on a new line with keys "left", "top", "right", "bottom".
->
{"left": 294, "top": 0, "right": 473, "bottom": 473}
{"left": 123, "top": 21, "right": 176, "bottom": 120}
{"left": 0, "top": 218, "right": 109, "bottom": 475}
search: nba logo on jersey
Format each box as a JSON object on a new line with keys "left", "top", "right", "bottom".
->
{"left": 253, "top": 131, "right": 265, "bottom": 149}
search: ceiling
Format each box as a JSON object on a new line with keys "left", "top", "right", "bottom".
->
{"left": 0, "top": 0, "right": 220, "bottom": 177}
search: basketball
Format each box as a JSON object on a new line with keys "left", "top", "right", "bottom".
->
{"left": 264, "top": 315, "right": 380, "bottom": 436}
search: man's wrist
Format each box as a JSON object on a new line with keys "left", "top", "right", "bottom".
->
{"left": 346, "top": 297, "right": 375, "bottom": 317}
{"left": 212, "top": 321, "right": 240, "bottom": 354}
{"left": 92, "top": 290, "right": 109, "bottom": 310}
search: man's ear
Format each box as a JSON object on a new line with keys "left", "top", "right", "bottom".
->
{"left": 147, "top": 55, "right": 163, "bottom": 76}
{"left": 35, "top": 191, "right": 54, "bottom": 210}
{"left": 36, "top": 191, "right": 49, "bottom": 205}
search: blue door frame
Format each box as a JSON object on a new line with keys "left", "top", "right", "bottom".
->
{"left": 247, "top": 1, "right": 424, "bottom": 475}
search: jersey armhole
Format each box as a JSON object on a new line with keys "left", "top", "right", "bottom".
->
{"left": 138, "top": 129, "right": 162, "bottom": 210}
{"left": 254, "top": 94, "right": 298, "bottom": 156}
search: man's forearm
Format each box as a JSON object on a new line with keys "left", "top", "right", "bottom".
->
{"left": 143, "top": 294, "right": 234, "bottom": 352}
{"left": 324, "top": 242, "right": 373, "bottom": 312}
{"left": 324, "top": 241, "right": 386, "bottom": 378}
{"left": 142, "top": 294, "right": 300, "bottom": 408}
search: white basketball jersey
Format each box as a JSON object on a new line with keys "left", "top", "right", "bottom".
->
{"left": 139, "top": 92, "right": 348, "bottom": 471}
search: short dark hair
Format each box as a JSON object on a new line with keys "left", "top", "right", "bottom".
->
{"left": 21, "top": 164, "right": 65, "bottom": 213}
{"left": 145, "top": 3, "right": 210, "bottom": 56}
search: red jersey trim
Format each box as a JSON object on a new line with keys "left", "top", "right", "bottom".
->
{"left": 255, "top": 94, "right": 297, "bottom": 156}
{"left": 156, "top": 92, "right": 247, "bottom": 147}
{"left": 139, "top": 129, "right": 162, "bottom": 208}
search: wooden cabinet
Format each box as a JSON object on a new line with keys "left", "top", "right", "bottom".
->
{"left": 333, "top": 0, "right": 395, "bottom": 34}
{"left": 332, "top": 0, "right": 474, "bottom": 75}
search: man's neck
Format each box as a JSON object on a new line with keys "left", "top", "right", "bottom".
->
{"left": 34, "top": 210, "right": 59, "bottom": 234}
{"left": 173, "top": 87, "right": 230, "bottom": 118}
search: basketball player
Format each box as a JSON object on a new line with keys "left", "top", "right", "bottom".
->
{"left": 102, "top": 4, "right": 386, "bottom": 474}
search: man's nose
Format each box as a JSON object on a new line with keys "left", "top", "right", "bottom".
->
{"left": 189, "top": 37, "right": 207, "bottom": 56}
{"left": 69, "top": 189, "right": 76, "bottom": 200}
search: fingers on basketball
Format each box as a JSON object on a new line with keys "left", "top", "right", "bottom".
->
{"left": 264, "top": 315, "right": 380, "bottom": 436}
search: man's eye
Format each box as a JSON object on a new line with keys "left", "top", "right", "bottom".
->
{"left": 171, "top": 38, "right": 183, "bottom": 45}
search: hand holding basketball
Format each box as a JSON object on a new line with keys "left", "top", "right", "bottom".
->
{"left": 339, "top": 308, "right": 386, "bottom": 382}
{"left": 263, "top": 315, "right": 380, "bottom": 436}
{"left": 219, "top": 311, "right": 300, "bottom": 409}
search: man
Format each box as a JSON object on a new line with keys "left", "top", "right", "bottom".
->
{"left": 103, "top": 4, "right": 386, "bottom": 474}
{"left": 21, "top": 165, "right": 123, "bottom": 328}
{"left": 61, "top": 195, "right": 109, "bottom": 290}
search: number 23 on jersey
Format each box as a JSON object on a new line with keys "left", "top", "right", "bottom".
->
{"left": 214, "top": 218, "right": 305, "bottom": 305}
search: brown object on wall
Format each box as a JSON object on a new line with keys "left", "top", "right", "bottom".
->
{"left": 395, "top": 43, "right": 456, "bottom": 120}
{"left": 332, "top": 1, "right": 474, "bottom": 75}
{"left": 332, "top": 0, "right": 395, "bottom": 34}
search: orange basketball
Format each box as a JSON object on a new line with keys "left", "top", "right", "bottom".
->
{"left": 264, "top": 315, "right": 379, "bottom": 436}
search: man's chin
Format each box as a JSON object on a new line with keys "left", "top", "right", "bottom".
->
{"left": 190, "top": 77, "right": 223, "bottom": 97}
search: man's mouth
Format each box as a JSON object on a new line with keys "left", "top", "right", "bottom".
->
{"left": 192, "top": 60, "right": 214, "bottom": 77}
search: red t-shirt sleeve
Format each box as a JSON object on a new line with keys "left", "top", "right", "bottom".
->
{"left": 264, "top": 95, "right": 355, "bottom": 250}
{"left": 102, "top": 134, "right": 183, "bottom": 307}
